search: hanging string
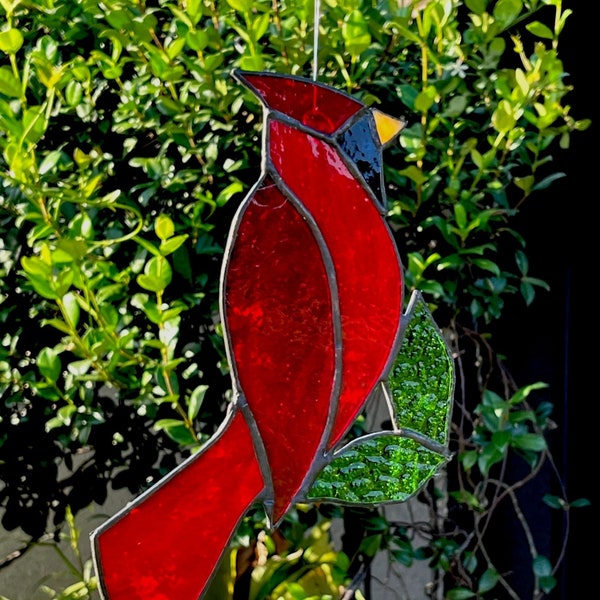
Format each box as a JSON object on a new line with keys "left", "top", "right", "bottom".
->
{"left": 312, "top": 0, "right": 320, "bottom": 81}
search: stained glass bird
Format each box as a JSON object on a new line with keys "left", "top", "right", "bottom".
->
{"left": 90, "top": 70, "right": 405, "bottom": 600}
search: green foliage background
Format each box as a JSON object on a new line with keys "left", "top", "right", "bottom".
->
{"left": 0, "top": 0, "right": 590, "bottom": 598}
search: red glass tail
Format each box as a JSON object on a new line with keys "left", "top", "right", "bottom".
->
{"left": 92, "top": 410, "right": 265, "bottom": 600}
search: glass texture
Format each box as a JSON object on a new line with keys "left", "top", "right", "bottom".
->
{"left": 373, "top": 109, "right": 405, "bottom": 145}
{"left": 236, "top": 70, "right": 362, "bottom": 134}
{"left": 223, "top": 177, "right": 336, "bottom": 522}
{"left": 94, "top": 411, "right": 264, "bottom": 600}
{"left": 337, "top": 113, "right": 384, "bottom": 207}
{"left": 269, "top": 119, "right": 403, "bottom": 448}
{"left": 308, "top": 435, "right": 448, "bottom": 503}
{"left": 388, "top": 293, "right": 454, "bottom": 445}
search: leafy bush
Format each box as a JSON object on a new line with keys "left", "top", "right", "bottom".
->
{"left": 0, "top": 0, "right": 590, "bottom": 598}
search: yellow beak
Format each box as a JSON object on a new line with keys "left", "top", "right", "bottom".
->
{"left": 372, "top": 109, "right": 405, "bottom": 146}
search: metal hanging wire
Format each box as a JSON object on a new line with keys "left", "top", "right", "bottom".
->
{"left": 312, "top": 0, "right": 320, "bottom": 81}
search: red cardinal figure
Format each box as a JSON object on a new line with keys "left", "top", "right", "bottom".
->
{"left": 91, "top": 70, "right": 405, "bottom": 600}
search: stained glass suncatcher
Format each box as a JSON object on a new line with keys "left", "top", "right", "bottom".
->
{"left": 90, "top": 70, "right": 455, "bottom": 600}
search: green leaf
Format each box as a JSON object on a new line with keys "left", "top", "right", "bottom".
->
{"left": 539, "top": 574, "right": 557, "bottom": 593}
{"left": 37, "top": 347, "right": 61, "bottom": 382}
{"left": 460, "top": 450, "right": 478, "bottom": 470}
{"left": 20, "top": 254, "right": 51, "bottom": 276}
{"left": 526, "top": 21, "right": 554, "bottom": 40}
{"left": 443, "top": 95, "right": 468, "bottom": 118}
{"left": 67, "top": 359, "right": 92, "bottom": 376}
{"left": 104, "top": 8, "right": 131, "bottom": 29}
{"left": 54, "top": 268, "right": 74, "bottom": 297}
{"left": 531, "top": 172, "right": 566, "bottom": 191}
{"left": 521, "top": 276, "right": 550, "bottom": 291}
{"left": 155, "top": 214, "right": 175, "bottom": 241}
{"left": 186, "top": 29, "right": 208, "bottom": 51}
{"left": 390, "top": 547, "right": 413, "bottom": 567}
{"left": 358, "top": 534, "right": 382, "bottom": 557}
{"left": 203, "top": 53, "right": 224, "bottom": 73}
{"left": 61, "top": 291, "right": 80, "bottom": 327}
{"left": 28, "top": 274, "right": 60, "bottom": 300}
{"left": 388, "top": 22, "right": 421, "bottom": 44}
{"left": 478, "top": 445, "right": 504, "bottom": 475}
{"left": 48, "top": 405, "right": 76, "bottom": 430}
{"left": 187, "top": 384, "right": 208, "bottom": 421}
{"left": 570, "top": 498, "right": 591, "bottom": 508}
{"left": 134, "top": 236, "right": 161, "bottom": 257}
{"left": 41, "top": 318, "right": 72, "bottom": 335}
{"left": 154, "top": 419, "right": 196, "bottom": 446}
{"left": 449, "top": 489, "right": 484, "bottom": 511}
{"left": 226, "top": 0, "right": 253, "bottom": 12}
{"left": 464, "top": 0, "right": 487, "bottom": 15}
{"left": 492, "top": 101, "right": 516, "bottom": 133}
{"left": 65, "top": 79, "right": 83, "bottom": 107}
{"left": 542, "top": 494, "right": 565, "bottom": 509}
{"left": 54, "top": 239, "right": 88, "bottom": 261}
{"left": 38, "top": 149, "right": 64, "bottom": 175}
{"left": 96, "top": 284, "right": 125, "bottom": 303}
{"left": 509, "top": 381, "right": 548, "bottom": 405}
{"left": 491, "top": 430, "right": 511, "bottom": 451}
{"left": 470, "top": 258, "right": 501, "bottom": 275}
{"left": 0, "top": 65, "right": 21, "bottom": 97}
{"left": 511, "top": 433, "right": 547, "bottom": 452}
{"left": 250, "top": 12, "right": 270, "bottom": 41}
{"left": 250, "top": 556, "right": 305, "bottom": 600}
{"left": 515, "top": 249, "right": 528, "bottom": 274}
{"left": 415, "top": 86, "right": 436, "bottom": 112}
{"left": 397, "top": 84, "right": 419, "bottom": 111}
{"left": 520, "top": 281, "right": 535, "bottom": 305}
{"left": 532, "top": 555, "right": 552, "bottom": 576}
{"left": 159, "top": 234, "right": 188, "bottom": 256}
{"left": 342, "top": 10, "right": 371, "bottom": 57}
{"left": 446, "top": 588, "right": 476, "bottom": 599}
{"left": 0, "top": 28, "right": 24, "bottom": 53}
{"left": 493, "top": 0, "right": 523, "bottom": 27}
{"left": 69, "top": 213, "right": 94, "bottom": 239}
{"left": 454, "top": 203, "right": 467, "bottom": 229}
{"left": 399, "top": 165, "right": 427, "bottom": 185}
{"left": 22, "top": 105, "right": 47, "bottom": 144}
{"left": 514, "top": 175, "right": 534, "bottom": 193}
{"left": 477, "top": 568, "right": 499, "bottom": 593}
{"left": 136, "top": 256, "right": 172, "bottom": 292}
{"left": 165, "top": 36, "right": 186, "bottom": 60}
{"left": 240, "top": 55, "right": 265, "bottom": 71}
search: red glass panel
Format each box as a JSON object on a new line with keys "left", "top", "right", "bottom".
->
{"left": 236, "top": 70, "right": 362, "bottom": 134}
{"left": 93, "top": 410, "right": 264, "bottom": 600}
{"left": 269, "top": 120, "right": 403, "bottom": 448}
{"left": 222, "top": 177, "right": 336, "bottom": 522}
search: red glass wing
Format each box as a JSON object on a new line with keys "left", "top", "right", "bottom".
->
{"left": 269, "top": 120, "right": 403, "bottom": 449}
{"left": 222, "top": 177, "right": 336, "bottom": 522}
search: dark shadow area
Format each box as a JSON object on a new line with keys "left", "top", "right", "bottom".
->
{"left": 492, "top": 2, "right": 596, "bottom": 597}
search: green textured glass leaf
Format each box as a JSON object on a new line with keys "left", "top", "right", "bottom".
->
{"left": 307, "top": 435, "right": 448, "bottom": 504}
{"left": 389, "top": 290, "right": 454, "bottom": 446}
{"left": 308, "top": 290, "right": 455, "bottom": 504}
